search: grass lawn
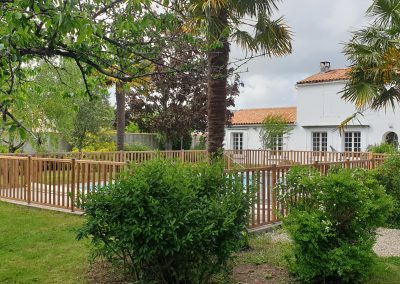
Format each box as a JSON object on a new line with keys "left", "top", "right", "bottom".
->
{"left": 0, "top": 201, "right": 89, "bottom": 283}
{"left": 1, "top": 201, "right": 399, "bottom": 283}
{"left": 233, "top": 232, "right": 400, "bottom": 283}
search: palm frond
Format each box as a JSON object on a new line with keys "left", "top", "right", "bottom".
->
{"left": 368, "top": 0, "right": 400, "bottom": 28}
{"left": 371, "top": 86, "right": 400, "bottom": 110}
{"left": 337, "top": 112, "right": 365, "bottom": 135}
{"left": 229, "top": 0, "right": 281, "bottom": 17}
{"left": 231, "top": 30, "right": 255, "bottom": 52}
{"left": 231, "top": 14, "right": 292, "bottom": 56}
{"left": 342, "top": 79, "right": 378, "bottom": 110}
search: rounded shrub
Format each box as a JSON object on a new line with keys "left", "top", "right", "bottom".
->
{"left": 77, "top": 159, "right": 250, "bottom": 283}
{"left": 280, "top": 167, "right": 394, "bottom": 283}
{"left": 374, "top": 154, "right": 400, "bottom": 227}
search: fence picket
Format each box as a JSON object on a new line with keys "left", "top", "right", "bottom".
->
{"left": 0, "top": 150, "right": 391, "bottom": 229}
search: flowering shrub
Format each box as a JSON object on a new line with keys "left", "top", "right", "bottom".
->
{"left": 280, "top": 167, "right": 394, "bottom": 283}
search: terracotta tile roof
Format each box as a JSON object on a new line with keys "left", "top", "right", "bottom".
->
{"left": 231, "top": 107, "right": 297, "bottom": 125}
{"left": 297, "top": 68, "right": 350, "bottom": 85}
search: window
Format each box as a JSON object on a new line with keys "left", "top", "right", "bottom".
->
{"left": 232, "top": 132, "right": 243, "bottom": 151}
{"left": 312, "top": 132, "right": 327, "bottom": 152}
{"left": 344, "top": 131, "right": 361, "bottom": 152}
{"left": 271, "top": 134, "right": 283, "bottom": 151}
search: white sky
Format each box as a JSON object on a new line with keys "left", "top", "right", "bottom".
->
{"left": 231, "top": 0, "right": 371, "bottom": 109}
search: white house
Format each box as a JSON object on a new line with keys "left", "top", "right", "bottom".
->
{"left": 224, "top": 62, "right": 400, "bottom": 152}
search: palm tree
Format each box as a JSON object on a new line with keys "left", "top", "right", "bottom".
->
{"left": 183, "top": 0, "right": 292, "bottom": 157}
{"left": 343, "top": 0, "right": 400, "bottom": 111}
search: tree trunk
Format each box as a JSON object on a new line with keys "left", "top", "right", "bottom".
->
{"left": 207, "top": 10, "right": 230, "bottom": 158}
{"left": 116, "top": 82, "right": 125, "bottom": 151}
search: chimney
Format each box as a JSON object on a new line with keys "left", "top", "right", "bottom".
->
{"left": 320, "top": 61, "right": 331, "bottom": 72}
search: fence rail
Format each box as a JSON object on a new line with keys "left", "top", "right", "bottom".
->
{"left": 224, "top": 149, "right": 378, "bottom": 168}
{"left": 226, "top": 157, "right": 385, "bottom": 228}
{"left": 0, "top": 156, "right": 124, "bottom": 212}
{"left": 0, "top": 150, "right": 388, "bottom": 229}
{"left": 0, "top": 149, "right": 386, "bottom": 169}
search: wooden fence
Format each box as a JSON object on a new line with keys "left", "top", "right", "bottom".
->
{"left": 0, "top": 150, "right": 388, "bottom": 229}
{"left": 226, "top": 157, "right": 385, "bottom": 229}
{"left": 224, "top": 149, "right": 375, "bottom": 168}
{"left": 0, "top": 156, "right": 124, "bottom": 212}
{"left": 0, "top": 149, "right": 383, "bottom": 169}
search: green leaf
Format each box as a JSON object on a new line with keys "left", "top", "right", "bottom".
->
{"left": 18, "top": 127, "right": 27, "bottom": 141}
{"left": 9, "top": 125, "right": 17, "bottom": 133}
{"left": 14, "top": 12, "right": 22, "bottom": 20}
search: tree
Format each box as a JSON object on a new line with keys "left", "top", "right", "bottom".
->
{"left": 0, "top": 0, "right": 185, "bottom": 145}
{"left": 126, "top": 42, "right": 241, "bottom": 150}
{"left": 343, "top": 0, "right": 400, "bottom": 111}
{"left": 115, "top": 82, "right": 126, "bottom": 150}
{"left": 11, "top": 59, "right": 114, "bottom": 152}
{"left": 259, "top": 114, "right": 292, "bottom": 150}
{"left": 72, "top": 97, "right": 114, "bottom": 151}
{"left": 171, "top": 0, "right": 292, "bottom": 157}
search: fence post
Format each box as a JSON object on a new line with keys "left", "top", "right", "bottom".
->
{"left": 180, "top": 150, "right": 184, "bottom": 162}
{"left": 119, "top": 150, "right": 125, "bottom": 163}
{"left": 271, "top": 164, "right": 277, "bottom": 222}
{"left": 27, "top": 156, "right": 32, "bottom": 204}
{"left": 345, "top": 158, "right": 350, "bottom": 169}
{"left": 367, "top": 152, "right": 374, "bottom": 169}
{"left": 71, "top": 158, "right": 76, "bottom": 212}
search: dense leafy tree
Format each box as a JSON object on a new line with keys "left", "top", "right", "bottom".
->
{"left": 0, "top": 0, "right": 185, "bottom": 145}
{"left": 72, "top": 98, "right": 114, "bottom": 151}
{"left": 126, "top": 42, "right": 241, "bottom": 149}
{"left": 343, "top": 0, "right": 400, "bottom": 110}
{"left": 9, "top": 60, "right": 113, "bottom": 152}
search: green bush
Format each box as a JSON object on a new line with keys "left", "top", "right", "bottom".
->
{"left": 123, "top": 143, "right": 151, "bottom": 151}
{"left": 77, "top": 159, "right": 250, "bottom": 283}
{"left": 280, "top": 167, "right": 394, "bottom": 283}
{"left": 374, "top": 155, "right": 400, "bottom": 227}
{"left": 368, "top": 143, "right": 398, "bottom": 154}
{"left": 193, "top": 135, "right": 207, "bottom": 150}
{"left": 125, "top": 122, "right": 140, "bottom": 133}
{"left": 72, "top": 130, "right": 117, "bottom": 152}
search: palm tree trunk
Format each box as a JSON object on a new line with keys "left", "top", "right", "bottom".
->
{"left": 116, "top": 82, "right": 125, "bottom": 151}
{"left": 207, "top": 10, "right": 230, "bottom": 158}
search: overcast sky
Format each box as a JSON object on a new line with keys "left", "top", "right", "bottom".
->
{"left": 231, "top": 0, "right": 372, "bottom": 110}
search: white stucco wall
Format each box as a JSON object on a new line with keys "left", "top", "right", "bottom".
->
{"left": 224, "top": 79, "right": 400, "bottom": 151}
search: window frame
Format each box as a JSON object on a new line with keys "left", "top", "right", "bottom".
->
{"left": 231, "top": 132, "right": 244, "bottom": 151}
{"left": 344, "top": 131, "right": 361, "bottom": 152}
{"left": 271, "top": 133, "right": 283, "bottom": 151}
{"left": 312, "top": 132, "right": 328, "bottom": 152}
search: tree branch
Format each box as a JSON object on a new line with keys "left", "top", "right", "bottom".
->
{"left": 93, "top": 0, "right": 125, "bottom": 18}
{"left": 74, "top": 59, "right": 93, "bottom": 99}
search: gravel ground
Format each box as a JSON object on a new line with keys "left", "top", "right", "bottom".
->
{"left": 373, "top": 228, "right": 400, "bottom": 257}
{"left": 266, "top": 227, "right": 400, "bottom": 257}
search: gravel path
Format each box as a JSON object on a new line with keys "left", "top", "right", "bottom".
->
{"left": 373, "top": 228, "right": 400, "bottom": 257}
{"left": 266, "top": 227, "right": 400, "bottom": 257}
